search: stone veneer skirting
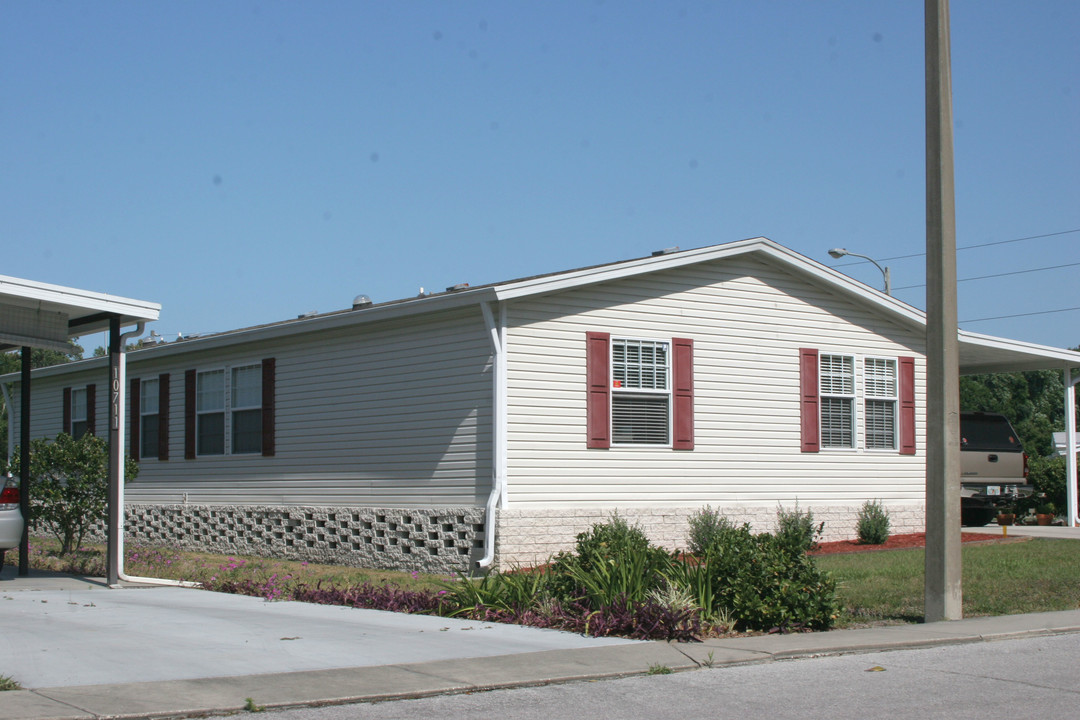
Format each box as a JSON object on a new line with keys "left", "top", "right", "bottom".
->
{"left": 496, "top": 504, "right": 926, "bottom": 568}
{"left": 98, "top": 504, "right": 487, "bottom": 574}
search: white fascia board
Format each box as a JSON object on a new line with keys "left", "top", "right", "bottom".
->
{"left": 958, "top": 330, "right": 1080, "bottom": 374}
{"left": 0, "top": 274, "right": 161, "bottom": 322}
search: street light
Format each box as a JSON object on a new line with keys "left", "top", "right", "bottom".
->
{"left": 828, "top": 248, "right": 892, "bottom": 296}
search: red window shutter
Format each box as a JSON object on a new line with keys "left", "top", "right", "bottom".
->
{"left": 899, "top": 356, "right": 916, "bottom": 455}
{"left": 158, "top": 373, "right": 170, "bottom": 461}
{"left": 184, "top": 369, "right": 196, "bottom": 459}
{"left": 63, "top": 387, "right": 72, "bottom": 435}
{"left": 799, "top": 348, "right": 820, "bottom": 452}
{"left": 586, "top": 332, "right": 611, "bottom": 449}
{"left": 85, "top": 384, "right": 96, "bottom": 436}
{"left": 261, "top": 358, "right": 276, "bottom": 457}
{"left": 672, "top": 337, "right": 694, "bottom": 450}
{"left": 130, "top": 378, "right": 141, "bottom": 461}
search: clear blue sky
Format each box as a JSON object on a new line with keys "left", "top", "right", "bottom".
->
{"left": 2, "top": 1, "right": 1077, "bottom": 351}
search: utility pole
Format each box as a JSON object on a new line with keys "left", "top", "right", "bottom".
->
{"left": 924, "top": 0, "right": 962, "bottom": 621}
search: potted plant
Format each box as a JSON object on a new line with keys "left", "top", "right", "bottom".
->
{"left": 1035, "top": 502, "right": 1056, "bottom": 526}
{"left": 996, "top": 504, "right": 1016, "bottom": 526}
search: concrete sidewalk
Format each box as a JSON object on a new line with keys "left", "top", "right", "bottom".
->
{"left": 2, "top": 545, "right": 1079, "bottom": 720}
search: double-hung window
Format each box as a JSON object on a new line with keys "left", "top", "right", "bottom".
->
{"left": 186, "top": 359, "right": 274, "bottom": 458}
{"left": 819, "top": 354, "right": 855, "bottom": 448}
{"left": 611, "top": 338, "right": 671, "bottom": 445}
{"left": 863, "top": 358, "right": 898, "bottom": 450}
{"left": 800, "top": 348, "right": 915, "bottom": 454}
{"left": 70, "top": 387, "right": 89, "bottom": 440}
{"left": 140, "top": 378, "right": 160, "bottom": 458}
{"left": 196, "top": 369, "right": 226, "bottom": 455}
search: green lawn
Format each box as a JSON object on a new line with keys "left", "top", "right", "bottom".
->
{"left": 818, "top": 538, "right": 1080, "bottom": 626}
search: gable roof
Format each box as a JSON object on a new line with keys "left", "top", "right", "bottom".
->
{"left": 4, "top": 237, "right": 1078, "bottom": 377}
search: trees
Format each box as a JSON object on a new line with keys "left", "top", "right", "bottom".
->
{"left": 3, "top": 432, "right": 138, "bottom": 555}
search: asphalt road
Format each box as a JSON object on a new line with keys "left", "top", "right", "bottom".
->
{"left": 228, "top": 633, "right": 1080, "bottom": 720}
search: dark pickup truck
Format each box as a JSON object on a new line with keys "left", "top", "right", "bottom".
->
{"left": 960, "top": 412, "right": 1030, "bottom": 526}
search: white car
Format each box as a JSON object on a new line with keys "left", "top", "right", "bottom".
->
{"left": 0, "top": 477, "right": 23, "bottom": 568}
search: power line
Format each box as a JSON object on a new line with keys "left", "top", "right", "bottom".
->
{"left": 893, "top": 260, "right": 1080, "bottom": 291}
{"left": 833, "top": 228, "right": 1080, "bottom": 266}
{"left": 961, "top": 306, "right": 1080, "bottom": 324}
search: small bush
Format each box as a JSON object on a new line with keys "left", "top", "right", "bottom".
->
{"left": 775, "top": 502, "right": 824, "bottom": 555}
{"left": 686, "top": 505, "right": 736, "bottom": 557}
{"left": 856, "top": 500, "right": 891, "bottom": 545}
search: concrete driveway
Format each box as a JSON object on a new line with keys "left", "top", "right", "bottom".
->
{"left": 0, "top": 566, "right": 637, "bottom": 690}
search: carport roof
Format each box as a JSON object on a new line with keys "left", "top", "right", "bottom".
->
{"left": 0, "top": 274, "right": 160, "bottom": 353}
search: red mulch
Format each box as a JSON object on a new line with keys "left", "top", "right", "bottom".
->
{"left": 809, "top": 531, "right": 1009, "bottom": 556}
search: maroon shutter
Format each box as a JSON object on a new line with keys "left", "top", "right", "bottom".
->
{"left": 586, "top": 332, "right": 611, "bottom": 449}
{"left": 85, "top": 384, "right": 96, "bottom": 436}
{"left": 261, "top": 358, "right": 276, "bottom": 457}
{"left": 130, "top": 378, "right": 141, "bottom": 461}
{"left": 799, "top": 348, "right": 820, "bottom": 452}
{"left": 158, "top": 373, "right": 170, "bottom": 461}
{"left": 184, "top": 369, "right": 196, "bottom": 459}
{"left": 899, "top": 356, "right": 916, "bottom": 455}
{"left": 63, "top": 387, "right": 72, "bottom": 435}
{"left": 672, "top": 338, "right": 694, "bottom": 450}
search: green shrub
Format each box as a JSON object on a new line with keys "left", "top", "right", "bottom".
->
{"left": 7, "top": 433, "right": 139, "bottom": 554}
{"left": 856, "top": 500, "right": 891, "bottom": 545}
{"left": 775, "top": 502, "right": 824, "bottom": 555}
{"left": 668, "top": 522, "right": 837, "bottom": 631}
{"left": 1027, "top": 455, "right": 1067, "bottom": 511}
{"left": 549, "top": 513, "right": 672, "bottom": 606}
{"left": 686, "top": 505, "right": 736, "bottom": 557}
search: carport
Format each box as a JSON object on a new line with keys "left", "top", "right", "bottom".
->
{"left": 0, "top": 274, "right": 159, "bottom": 582}
{"left": 958, "top": 329, "right": 1080, "bottom": 527}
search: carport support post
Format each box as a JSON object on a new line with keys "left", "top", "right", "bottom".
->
{"left": 19, "top": 347, "right": 31, "bottom": 577}
{"left": 924, "top": 0, "right": 962, "bottom": 622}
{"left": 106, "top": 316, "right": 122, "bottom": 586}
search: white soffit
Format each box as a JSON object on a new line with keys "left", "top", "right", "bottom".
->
{"left": 0, "top": 274, "right": 160, "bottom": 353}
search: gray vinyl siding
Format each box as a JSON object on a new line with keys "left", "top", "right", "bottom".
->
{"left": 9, "top": 307, "right": 494, "bottom": 508}
{"left": 504, "top": 255, "right": 928, "bottom": 508}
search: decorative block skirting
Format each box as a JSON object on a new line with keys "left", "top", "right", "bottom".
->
{"left": 496, "top": 504, "right": 926, "bottom": 568}
{"left": 101, "top": 504, "right": 487, "bottom": 574}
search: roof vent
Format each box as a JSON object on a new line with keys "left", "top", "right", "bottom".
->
{"left": 352, "top": 294, "right": 372, "bottom": 309}
{"left": 652, "top": 246, "right": 680, "bottom": 256}
{"left": 446, "top": 282, "right": 470, "bottom": 292}
{"left": 297, "top": 311, "right": 318, "bottom": 319}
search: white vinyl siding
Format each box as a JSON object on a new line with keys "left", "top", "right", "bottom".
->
{"left": 504, "top": 255, "right": 926, "bottom": 508}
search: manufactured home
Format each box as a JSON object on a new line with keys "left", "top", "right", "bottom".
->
{"left": 5, "top": 238, "right": 1079, "bottom": 572}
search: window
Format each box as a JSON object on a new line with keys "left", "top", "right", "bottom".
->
{"left": 196, "top": 369, "right": 226, "bottom": 455}
{"left": 799, "top": 349, "right": 915, "bottom": 454}
{"left": 230, "top": 365, "right": 262, "bottom": 454}
{"left": 586, "top": 332, "right": 693, "bottom": 450}
{"left": 819, "top": 354, "right": 854, "bottom": 448}
{"left": 612, "top": 339, "right": 670, "bottom": 445}
{"left": 140, "top": 378, "right": 160, "bottom": 458}
{"left": 63, "top": 384, "right": 95, "bottom": 439}
{"left": 863, "top": 358, "right": 897, "bottom": 450}
{"left": 70, "top": 387, "right": 89, "bottom": 440}
{"left": 185, "top": 359, "right": 275, "bottom": 459}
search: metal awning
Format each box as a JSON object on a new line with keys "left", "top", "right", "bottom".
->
{"left": 2, "top": 274, "right": 159, "bottom": 583}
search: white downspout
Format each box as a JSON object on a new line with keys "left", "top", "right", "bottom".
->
{"left": 112, "top": 324, "right": 199, "bottom": 588}
{"left": 477, "top": 301, "right": 506, "bottom": 570}
{"left": 1065, "top": 367, "right": 1078, "bottom": 528}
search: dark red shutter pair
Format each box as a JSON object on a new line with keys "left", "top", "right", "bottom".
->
{"left": 586, "top": 332, "right": 694, "bottom": 450}
{"left": 799, "top": 348, "right": 915, "bottom": 454}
